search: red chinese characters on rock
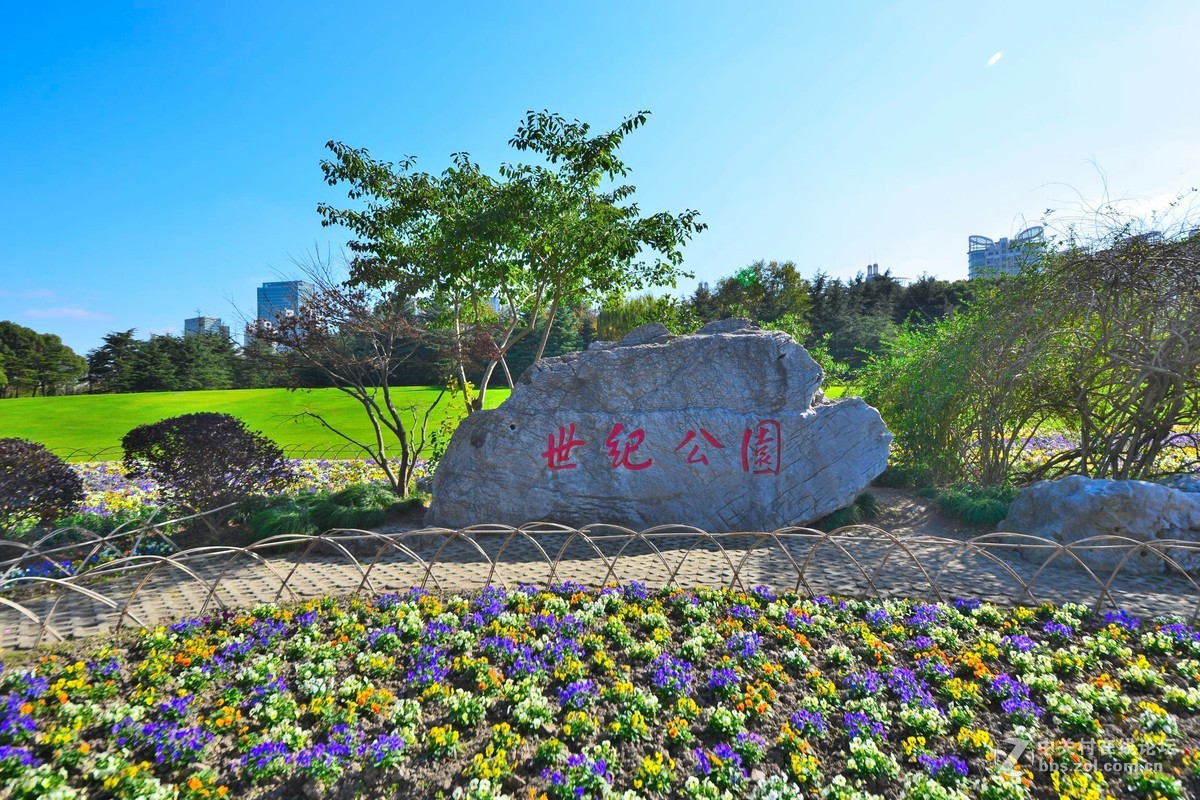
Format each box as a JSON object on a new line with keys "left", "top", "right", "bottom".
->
{"left": 542, "top": 423, "right": 586, "bottom": 471}
{"left": 604, "top": 423, "right": 653, "bottom": 471}
{"left": 674, "top": 428, "right": 724, "bottom": 465}
{"left": 741, "top": 419, "right": 782, "bottom": 475}
{"left": 542, "top": 421, "right": 782, "bottom": 474}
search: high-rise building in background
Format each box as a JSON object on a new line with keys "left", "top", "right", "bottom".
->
{"left": 256, "top": 280, "right": 314, "bottom": 323}
{"left": 183, "top": 315, "right": 231, "bottom": 340}
{"left": 967, "top": 226, "right": 1045, "bottom": 279}
{"left": 253, "top": 280, "right": 314, "bottom": 350}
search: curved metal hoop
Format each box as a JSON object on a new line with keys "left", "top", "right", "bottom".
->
{"left": 4, "top": 518, "right": 1200, "bottom": 650}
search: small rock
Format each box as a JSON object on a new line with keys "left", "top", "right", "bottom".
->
{"left": 1001, "top": 475, "right": 1200, "bottom": 574}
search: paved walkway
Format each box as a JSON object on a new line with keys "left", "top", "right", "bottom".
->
{"left": 3, "top": 526, "right": 1199, "bottom": 651}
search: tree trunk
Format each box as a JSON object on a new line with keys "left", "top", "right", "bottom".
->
{"left": 532, "top": 295, "right": 561, "bottom": 364}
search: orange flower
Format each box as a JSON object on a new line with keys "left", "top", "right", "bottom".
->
{"left": 188, "top": 776, "right": 203, "bottom": 790}
{"left": 19, "top": 702, "right": 33, "bottom": 715}
{"left": 79, "top": 742, "right": 91, "bottom": 754}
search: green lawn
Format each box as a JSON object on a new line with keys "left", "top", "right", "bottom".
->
{"left": 0, "top": 387, "right": 509, "bottom": 460}
{"left": 1, "top": 383, "right": 852, "bottom": 461}
{"left": 824, "top": 382, "right": 847, "bottom": 399}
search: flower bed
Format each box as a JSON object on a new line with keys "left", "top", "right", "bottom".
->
{"left": 1012, "top": 432, "right": 1200, "bottom": 478}
{"left": 4, "top": 586, "right": 1200, "bottom": 799}
{"left": 68, "top": 459, "right": 424, "bottom": 523}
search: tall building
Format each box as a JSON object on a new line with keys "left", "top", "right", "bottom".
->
{"left": 967, "top": 226, "right": 1045, "bottom": 279}
{"left": 256, "top": 280, "right": 314, "bottom": 324}
{"left": 183, "top": 315, "right": 231, "bottom": 340}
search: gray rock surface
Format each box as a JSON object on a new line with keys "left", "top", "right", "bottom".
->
{"left": 1000, "top": 475, "right": 1200, "bottom": 574}
{"left": 426, "top": 321, "right": 892, "bottom": 531}
{"left": 1162, "top": 474, "right": 1200, "bottom": 494}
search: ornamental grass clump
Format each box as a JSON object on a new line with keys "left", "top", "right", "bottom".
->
{"left": 935, "top": 483, "right": 1019, "bottom": 528}
{"left": 244, "top": 480, "right": 399, "bottom": 541}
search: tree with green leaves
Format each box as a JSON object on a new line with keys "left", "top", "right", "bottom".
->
{"left": 595, "top": 292, "right": 700, "bottom": 340}
{"left": 0, "top": 321, "right": 86, "bottom": 397}
{"left": 858, "top": 301, "right": 1066, "bottom": 485}
{"left": 87, "top": 329, "right": 139, "bottom": 392}
{"left": 317, "top": 109, "right": 705, "bottom": 411}
{"left": 503, "top": 304, "right": 590, "bottom": 380}
{"left": 1017, "top": 222, "right": 1200, "bottom": 480}
{"left": 708, "top": 260, "right": 812, "bottom": 327}
{"left": 167, "top": 332, "right": 236, "bottom": 391}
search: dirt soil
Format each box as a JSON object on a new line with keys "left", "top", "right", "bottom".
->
{"left": 863, "top": 487, "right": 990, "bottom": 540}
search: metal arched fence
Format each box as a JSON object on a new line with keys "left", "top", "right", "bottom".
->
{"left": 4, "top": 506, "right": 1200, "bottom": 651}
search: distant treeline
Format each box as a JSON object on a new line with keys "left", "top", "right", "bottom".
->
{"left": 0, "top": 321, "right": 86, "bottom": 397}
{"left": 613, "top": 261, "right": 979, "bottom": 372}
{"left": 0, "top": 262, "right": 978, "bottom": 397}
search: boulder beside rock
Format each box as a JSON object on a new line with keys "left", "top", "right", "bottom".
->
{"left": 426, "top": 321, "right": 892, "bottom": 531}
{"left": 999, "top": 475, "right": 1200, "bottom": 574}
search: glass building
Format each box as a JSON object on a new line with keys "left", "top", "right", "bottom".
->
{"left": 967, "top": 226, "right": 1045, "bottom": 279}
{"left": 183, "top": 316, "right": 231, "bottom": 340}
{"left": 256, "top": 280, "right": 314, "bottom": 324}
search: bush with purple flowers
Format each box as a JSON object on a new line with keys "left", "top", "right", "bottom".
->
{"left": 651, "top": 654, "right": 694, "bottom": 697}
{"left": 542, "top": 741, "right": 617, "bottom": 800}
{"left": 918, "top": 753, "right": 969, "bottom": 786}
{"left": 694, "top": 743, "right": 746, "bottom": 790}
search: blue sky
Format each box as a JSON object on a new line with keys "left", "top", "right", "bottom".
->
{"left": 2, "top": 1, "right": 1198, "bottom": 355}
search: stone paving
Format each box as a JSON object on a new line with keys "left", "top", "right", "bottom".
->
{"left": 3, "top": 527, "right": 1200, "bottom": 651}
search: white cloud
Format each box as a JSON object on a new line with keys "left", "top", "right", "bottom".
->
{"left": 23, "top": 306, "right": 111, "bottom": 321}
{"left": 987, "top": 51, "right": 1004, "bottom": 66}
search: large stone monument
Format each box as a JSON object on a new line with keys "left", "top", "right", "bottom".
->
{"left": 426, "top": 320, "right": 892, "bottom": 531}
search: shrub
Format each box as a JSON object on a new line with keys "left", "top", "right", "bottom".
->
{"left": 122, "top": 413, "right": 294, "bottom": 516}
{"left": 871, "top": 466, "right": 925, "bottom": 489}
{"left": 244, "top": 481, "right": 402, "bottom": 541}
{"left": 0, "top": 438, "right": 85, "bottom": 531}
{"left": 55, "top": 507, "right": 163, "bottom": 536}
{"left": 935, "top": 483, "right": 1018, "bottom": 528}
{"left": 815, "top": 492, "right": 878, "bottom": 531}
{"left": 246, "top": 499, "right": 321, "bottom": 541}
{"left": 310, "top": 482, "right": 396, "bottom": 530}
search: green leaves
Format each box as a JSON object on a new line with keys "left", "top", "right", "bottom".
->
{"left": 318, "top": 110, "right": 706, "bottom": 407}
